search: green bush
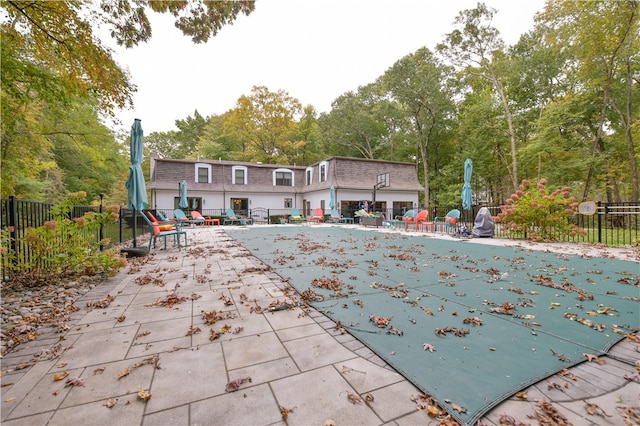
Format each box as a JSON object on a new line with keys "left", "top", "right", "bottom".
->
{"left": 2, "top": 192, "right": 127, "bottom": 282}
{"left": 496, "top": 178, "right": 583, "bottom": 242}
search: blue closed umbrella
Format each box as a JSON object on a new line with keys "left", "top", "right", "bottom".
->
{"left": 125, "top": 119, "right": 148, "bottom": 247}
{"left": 329, "top": 185, "right": 336, "bottom": 209}
{"left": 179, "top": 180, "right": 188, "bottom": 209}
{"left": 461, "top": 158, "right": 473, "bottom": 211}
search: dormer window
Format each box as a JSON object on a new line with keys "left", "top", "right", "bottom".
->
{"left": 305, "top": 167, "right": 313, "bottom": 185}
{"left": 195, "top": 163, "right": 211, "bottom": 183}
{"left": 319, "top": 161, "right": 328, "bottom": 182}
{"left": 232, "top": 165, "right": 247, "bottom": 184}
{"left": 273, "top": 168, "right": 294, "bottom": 186}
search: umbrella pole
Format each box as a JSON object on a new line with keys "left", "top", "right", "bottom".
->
{"left": 132, "top": 208, "right": 138, "bottom": 247}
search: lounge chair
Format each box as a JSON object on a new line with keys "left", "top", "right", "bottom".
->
{"left": 433, "top": 209, "right": 460, "bottom": 234}
{"left": 308, "top": 208, "right": 325, "bottom": 223}
{"left": 142, "top": 211, "right": 187, "bottom": 251}
{"left": 288, "top": 208, "right": 305, "bottom": 223}
{"left": 223, "top": 208, "right": 252, "bottom": 225}
{"left": 190, "top": 211, "right": 206, "bottom": 226}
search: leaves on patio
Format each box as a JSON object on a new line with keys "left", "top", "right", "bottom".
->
{"left": 134, "top": 274, "right": 165, "bottom": 287}
{"left": 103, "top": 398, "right": 118, "bottom": 408}
{"left": 527, "top": 400, "right": 568, "bottom": 425}
{"left": 53, "top": 371, "right": 69, "bottom": 381}
{"left": 584, "top": 400, "right": 612, "bottom": 418}
{"left": 137, "top": 388, "right": 152, "bottom": 401}
{"left": 583, "top": 353, "right": 606, "bottom": 365}
{"left": 201, "top": 310, "right": 237, "bottom": 324}
{"left": 118, "top": 355, "right": 161, "bottom": 379}
{"left": 64, "top": 377, "right": 84, "bottom": 387}
{"left": 280, "top": 405, "right": 295, "bottom": 421}
{"left": 225, "top": 376, "right": 252, "bottom": 392}
{"left": 86, "top": 294, "right": 114, "bottom": 309}
{"left": 146, "top": 292, "right": 186, "bottom": 308}
{"left": 345, "top": 390, "right": 361, "bottom": 404}
{"left": 185, "top": 326, "right": 201, "bottom": 336}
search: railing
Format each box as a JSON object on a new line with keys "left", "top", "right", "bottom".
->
{"left": 2, "top": 197, "right": 638, "bottom": 280}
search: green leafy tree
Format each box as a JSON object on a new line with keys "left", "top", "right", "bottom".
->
{"left": 438, "top": 3, "right": 521, "bottom": 192}
{"left": 224, "top": 85, "right": 303, "bottom": 164}
{"left": 534, "top": 0, "right": 639, "bottom": 202}
{"left": 1, "top": 0, "right": 255, "bottom": 200}
{"left": 379, "top": 47, "right": 456, "bottom": 208}
{"left": 318, "top": 83, "right": 388, "bottom": 159}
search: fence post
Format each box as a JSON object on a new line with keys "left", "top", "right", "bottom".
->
{"left": 99, "top": 193, "right": 104, "bottom": 251}
{"left": 597, "top": 201, "right": 602, "bottom": 244}
{"left": 8, "top": 196, "right": 18, "bottom": 264}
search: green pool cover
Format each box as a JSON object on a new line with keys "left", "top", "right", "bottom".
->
{"left": 227, "top": 226, "right": 639, "bottom": 425}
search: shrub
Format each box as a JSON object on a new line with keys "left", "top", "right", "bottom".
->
{"left": 2, "top": 193, "right": 127, "bottom": 283}
{"left": 495, "top": 178, "right": 583, "bottom": 242}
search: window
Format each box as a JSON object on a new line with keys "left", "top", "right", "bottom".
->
{"left": 284, "top": 198, "right": 292, "bottom": 208}
{"left": 194, "top": 163, "right": 211, "bottom": 183}
{"left": 305, "top": 167, "right": 313, "bottom": 185}
{"left": 319, "top": 161, "right": 328, "bottom": 182}
{"left": 232, "top": 166, "right": 247, "bottom": 185}
{"left": 273, "top": 168, "right": 294, "bottom": 186}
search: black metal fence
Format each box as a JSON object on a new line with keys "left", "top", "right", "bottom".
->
{"left": 2, "top": 197, "right": 638, "bottom": 280}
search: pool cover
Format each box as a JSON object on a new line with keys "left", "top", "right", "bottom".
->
{"left": 226, "top": 226, "right": 639, "bottom": 425}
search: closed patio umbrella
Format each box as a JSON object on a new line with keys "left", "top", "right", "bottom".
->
{"left": 125, "top": 119, "right": 148, "bottom": 248}
{"left": 461, "top": 158, "right": 473, "bottom": 226}
{"left": 329, "top": 185, "right": 336, "bottom": 209}
{"left": 179, "top": 180, "right": 188, "bottom": 209}
{"left": 461, "top": 158, "right": 473, "bottom": 211}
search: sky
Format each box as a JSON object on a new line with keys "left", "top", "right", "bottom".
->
{"left": 106, "top": 0, "right": 546, "bottom": 134}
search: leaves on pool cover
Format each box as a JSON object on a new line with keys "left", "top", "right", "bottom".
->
{"left": 369, "top": 315, "right": 391, "bottom": 328}
{"left": 423, "top": 343, "right": 436, "bottom": 352}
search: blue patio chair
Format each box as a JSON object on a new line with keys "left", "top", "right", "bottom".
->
{"left": 433, "top": 209, "right": 461, "bottom": 234}
{"left": 224, "top": 208, "right": 252, "bottom": 225}
{"left": 288, "top": 208, "right": 305, "bottom": 223}
{"left": 142, "top": 211, "right": 187, "bottom": 251}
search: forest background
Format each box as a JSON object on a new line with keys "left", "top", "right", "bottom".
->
{"left": 1, "top": 0, "right": 638, "bottom": 211}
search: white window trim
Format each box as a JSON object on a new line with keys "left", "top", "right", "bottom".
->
{"left": 319, "top": 161, "right": 328, "bottom": 182}
{"left": 305, "top": 166, "right": 314, "bottom": 185}
{"left": 194, "top": 163, "right": 212, "bottom": 183}
{"left": 273, "top": 168, "right": 295, "bottom": 187}
{"left": 232, "top": 165, "right": 248, "bottom": 185}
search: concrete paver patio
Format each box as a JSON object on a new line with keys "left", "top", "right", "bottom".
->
{"left": 1, "top": 225, "right": 638, "bottom": 426}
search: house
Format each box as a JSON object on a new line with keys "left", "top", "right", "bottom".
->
{"left": 147, "top": 154, "right": 423, "bottom": 221}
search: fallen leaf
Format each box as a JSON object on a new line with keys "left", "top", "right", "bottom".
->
{"left": 451, "top": 403, "right": 467, "bottom": 413}
{"left": 53, "top": 371, "right": 69, "bottom": 381}
{"left": 118, "top": 368, "right": 130, "bottom": 379}
{"left": 5, "top": 397, "right": 16, "bottom": 402}
{"left": 280, "top": 405, "right": 295, "bottom": 421}
{"left": 64, "top": 377, "right": 85, "bottom": 387}
{"left": 584, "top": 400, "right": 611, "bottom": 417}
{"left": 515, "top": 391, "right": 528, "bottom": 400}
{"left": 583, "top": 353, "right": 606, "bottom": 365}
{"left": 225, "top": 376, "right": 252, "bottom": 392}
{"left": 346, "top": 390, "right": 361, "bottom": 404}
{"left": 103, "top": 398, "right": 118, "bottom": 408}
{"left": 423, "top": 343, "right": 436, "bottom": 352}
{"left": 137, "top": 388, "right": 152, "bottom": 401}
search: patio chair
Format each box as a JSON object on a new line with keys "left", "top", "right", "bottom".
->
{"left": 405, "top": 209, "right": 429, "bottom": 231}
{"left": 142, "top": 211, "right": 187, "bottom": 251}
{"left": 223, "top": 208, "right": 252, "bottom": 225}
{"left": 433, "top": 209, "right": 460, "bottom": 234}
{"left": 288, "top": 208, "right": 305, "bottom": 224}
{"left": 156, "top": 211, "right": 177, "bottom": 224}
{"left": 190, "top": 211, "right": 206, "bottom": 226}
{"left": 308, "top": 208, "right": 325, "bottom": 223}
